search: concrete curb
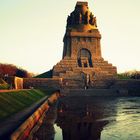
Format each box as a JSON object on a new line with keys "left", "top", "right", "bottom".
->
{"left": 0, "top": 95, "right": 49, "bottom": 139}
{"left": 11, "top": 100, "right": 49, "bottom": 140}
{"left": 11, "top": 92, "right": 60, "bottom": 140}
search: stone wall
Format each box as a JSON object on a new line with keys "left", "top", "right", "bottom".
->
{"left": 23, "top": 78, "right": 140, "bottom": 90}
{"left": 4, "top": 76, "right": 23, "bottom": 89}
{"left": 14, "top": 77, "right": 23, "bottom": 89}
{"left": 23, "top": 78, "right": 60, "bottom": 89}
{"left": 111, "top": 79, "right": 140, "bottom": 90}
{"left": 5, "top": 76, "right": 140, "bottom": 90}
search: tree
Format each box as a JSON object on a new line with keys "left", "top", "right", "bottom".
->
{"left": 15, "top": 69, "right": 28, "bottom": 78}
{"left": 0, "top": 63, "right": 33, "bottom": 78}
{"left": 0, "top": 64, "right": 17, "bottom": 77}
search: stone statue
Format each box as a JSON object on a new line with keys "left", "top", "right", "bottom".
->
{"left": 89, "top": 13, "right": 94, "bottom": 25}
{"left": 93, "top": 17, "right": 97, "bottom": 27}
{"left": 71, "top": 12, "right": 75, "bottom": 25}
{"left": 89, "top": 14, "right": 97, "bottom": 27}
{"left": 79, "top": 13, "right": 82, "bottom": 24}
{"left": 85, "top": 11, "right": 89, "bottom": 24}
{"left": 75, "top": 12, "right": 80, "bottom": 24}
{"left": 66, "top": 2, "right": 97, "bottom": 27}
{"left": 67, "top": 16, "right": 71, "bottom": 27}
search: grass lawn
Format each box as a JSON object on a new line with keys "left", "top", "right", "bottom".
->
{"left": 0, "top": 89, "right": 52, "bottom": 122}
{"left": 117, "top": 74, "right": 131, "bottom": 80}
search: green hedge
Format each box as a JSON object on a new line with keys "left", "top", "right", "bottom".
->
{"left": 117, "top": 71, "right": 140, "bottom": 79}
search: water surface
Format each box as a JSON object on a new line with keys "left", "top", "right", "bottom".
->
{"left": 33, "top": 96, "right": 140, "bottom": 140}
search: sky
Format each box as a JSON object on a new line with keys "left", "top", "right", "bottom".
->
{"left": 0, "top": 0, "right": 140, "bottom": 74}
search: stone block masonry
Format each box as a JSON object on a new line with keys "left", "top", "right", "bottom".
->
{"left": 52, "top": 1, "right": 117, "bottom": 88}
{"left": 23, "top": 78, "right": 60, "bottom": 89}
{"left": 4, "top": 76, "right": 23, "bottom": 89}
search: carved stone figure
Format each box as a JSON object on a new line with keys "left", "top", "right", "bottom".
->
{"left": 89, "top": 13, "right": 94, "bottom": 25}
{"left": 67, "top": 2, "right": 96, "bottom": 27}
{"left": 85, "top": 11, "right": 89, "bottom": 24}
{"left": 79, "top": 13, "right": 82, "bottom": 24}
{"left": 93, "top": 17, "right": 97, "bottom": 27}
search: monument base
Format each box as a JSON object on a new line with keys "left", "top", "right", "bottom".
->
{"left": 53, "top": 57, "right": 117, "bottom": 88}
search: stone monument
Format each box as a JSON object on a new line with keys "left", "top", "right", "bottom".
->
{"left": 53, "top": 2, "right": 117, "bottom": 88}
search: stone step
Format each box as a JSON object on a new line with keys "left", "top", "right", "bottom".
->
{"left": 55, "top": 64, "right": 77, "bottom": 68}
{"left": 99, "top": 67, "right": 117, "bottom": 72}
{"left": 93, "top": 60, "right": 108, "bottom": 63}
{"left": 93, "top": 63, "right": 112, "bottom": 67}
{"left": 60, "top": 60, "right": 77, "bottom": 63}
{"left": 73, "top": 67, "right": 95, "bottom": 71}
{"left": 55, "top": 64, "right": 76, "bottom": 67}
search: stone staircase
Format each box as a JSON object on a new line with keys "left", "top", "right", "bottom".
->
{"left": 52, "top": 57, "right": 117, "bottom": 88}
{"left": 53, "top": 58, "right": 78, "bottom": 77}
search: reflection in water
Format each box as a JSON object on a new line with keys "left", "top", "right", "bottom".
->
{"left": 32, "top": 96, "right": 140, "bottom": 140}
{"left": 32, "top": 104, "right": 57, "bottom": 140}
{"left": 56, "top": 97, "right": 117, "bottom": 140}
{"left": 54, "top": 124, "right": 62, "bottom": 140}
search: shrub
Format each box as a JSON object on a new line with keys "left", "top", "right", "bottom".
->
{"left": 118, "top": 70, "right": 140, "bottom": 79}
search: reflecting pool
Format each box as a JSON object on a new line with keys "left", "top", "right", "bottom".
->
{"left": 33, "top": 96, "right": 140, "bottom": 140}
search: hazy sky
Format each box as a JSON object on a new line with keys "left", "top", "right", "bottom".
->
{"left": 0, "top": 0, "right": 140, "bottom": 74}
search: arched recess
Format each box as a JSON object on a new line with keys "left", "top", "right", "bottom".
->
{"left": 77, "top": 48, "right": 93, "bottom": 67}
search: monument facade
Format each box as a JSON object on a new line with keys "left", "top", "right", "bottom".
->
{"left": 53, "top": 2, "right": 117, "bottom": 88}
